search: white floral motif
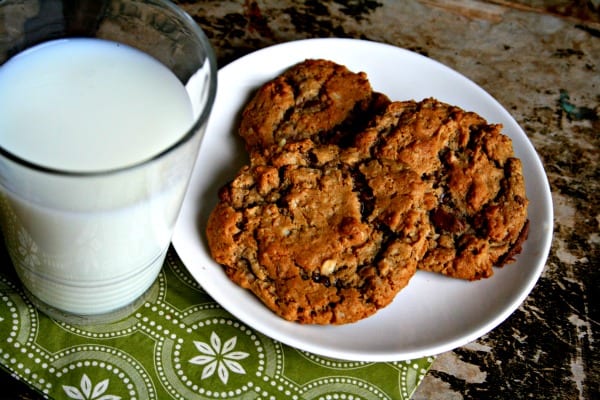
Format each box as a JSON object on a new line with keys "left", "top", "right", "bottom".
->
{"left": 62, "top": 373, "right": 121, "bottom": 400}
{"left": 189, "top": 331, "right": 250, "bottom": 384}
{"left": 17, "top": 228, "right": 40, "bottom": 268}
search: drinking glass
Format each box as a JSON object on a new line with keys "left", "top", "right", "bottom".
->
{"left": 0, "top": 0, "right": 217, "bottom": 323}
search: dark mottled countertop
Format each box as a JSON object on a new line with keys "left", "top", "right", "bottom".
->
{"left": 2, "top": 0, "right": 598, "bottom": 399}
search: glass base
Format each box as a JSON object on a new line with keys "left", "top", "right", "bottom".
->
{"left": 22, "top": 279, "right": 157, "bottom": 325}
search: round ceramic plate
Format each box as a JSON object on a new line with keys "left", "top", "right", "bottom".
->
{"left": 172, "top": 38, "right": 553, "bottom": 361}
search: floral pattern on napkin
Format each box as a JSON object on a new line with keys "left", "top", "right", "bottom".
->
{"left": 0, "top": 248, "right": 433, "bottom": 399}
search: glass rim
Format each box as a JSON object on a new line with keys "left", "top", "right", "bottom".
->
{"left": 0, "top": 0, "right": 218, "bottom": 178}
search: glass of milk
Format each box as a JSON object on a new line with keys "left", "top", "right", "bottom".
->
{"left": 0, "top": 0, "right": 217, "bottom": 323}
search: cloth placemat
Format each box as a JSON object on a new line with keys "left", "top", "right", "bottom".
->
{"left": 0, "top": 246, "right": 433, "bottom": 399}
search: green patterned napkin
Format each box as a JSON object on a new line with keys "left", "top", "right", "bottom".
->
{"left": 0, "top": 247, "right": 433, "bottom": 399}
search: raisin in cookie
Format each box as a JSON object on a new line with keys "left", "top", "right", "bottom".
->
{"left": 355, "top": 98, "right": 529, "bottom": 280}
{"left": 206, "top": 139, "right": 433, "bottom": 324}
{"left": 239, "top": 59, "right": 389, "bottom": 151}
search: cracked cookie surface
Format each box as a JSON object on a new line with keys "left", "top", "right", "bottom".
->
{"left": 239, "top": 59, "right": 389, "bottom": 151}
{"left": 206, "top": 140, "right": 433, "bottom": 324}
{"left": 355, "top": 98, "right": 529, "bottom": 280}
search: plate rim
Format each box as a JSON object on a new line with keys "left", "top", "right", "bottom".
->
{"left": 172, "top": 37, "right": 553, "bottom": 361}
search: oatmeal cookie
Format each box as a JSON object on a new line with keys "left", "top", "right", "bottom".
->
{"left": 206, "top": 140, "right": 433, "bottom": 324}
{"left": 355, "top": 98, "right": 529, "bottom": 280}
{"left": 238, "top": 59, "right": 389, "bottom": 151}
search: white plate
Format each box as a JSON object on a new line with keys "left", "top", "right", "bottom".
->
{"left": 172, "top": 38, "right": 553, "bottom": 361}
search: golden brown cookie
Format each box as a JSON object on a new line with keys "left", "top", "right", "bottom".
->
{"left": 207, "top": 59, "right": 530, "bottom": 325}
{"left": 206, "top": 140, "right": 433, "bottom": 324}
{"left": 354, "top": 98, "right": 529, "bottom": 280}
{"left": 238, "top": 59, "right": 389, "bottom": 151}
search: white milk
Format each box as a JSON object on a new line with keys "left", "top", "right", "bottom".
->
{"left": 0, "top": 38, "right": 196, "bottom": 316}
{"left": 0, "top": 38, "right": 193, "bottom": 171}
